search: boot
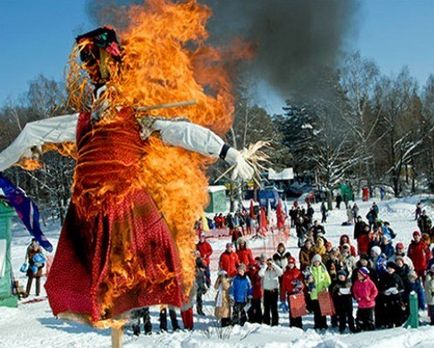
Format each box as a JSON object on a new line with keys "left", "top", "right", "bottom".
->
{"left": 25, "top": 276, "right": 33, "bottom": 297}
{"left": 35, "top": 277, "right": 41, "bottom": 296}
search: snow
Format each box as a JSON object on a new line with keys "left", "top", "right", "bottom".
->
{"left": 1, "top": 195, "right": 434, "bottom": 348}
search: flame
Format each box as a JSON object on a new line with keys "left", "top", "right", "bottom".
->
{"left": 64, "top": 0, "right": 251, "bottom": 318}
{"left": 106, "top": 1, "right": 242, "bottom": 294}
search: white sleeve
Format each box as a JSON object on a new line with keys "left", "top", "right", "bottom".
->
{"left": 152, "top": 119, "right": 224, "bottom": 157}
{"left": 0, "top": 113, "right": 79, "bottom": 171}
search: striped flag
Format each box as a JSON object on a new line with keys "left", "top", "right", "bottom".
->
{"left": 0, "top": 174, "right": 52, "bottom": 252}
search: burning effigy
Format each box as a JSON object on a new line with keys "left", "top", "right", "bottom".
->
{"left": 0, "top": 0, "right": 260, "bottom": 329}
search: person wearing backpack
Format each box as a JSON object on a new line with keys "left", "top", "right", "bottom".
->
{"left": 25, "top": 239, "right": 45, "bottom": 297}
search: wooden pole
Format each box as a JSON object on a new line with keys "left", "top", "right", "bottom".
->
{"left": 135, "top": 99, "right": 197, "bottom": 112}
{"left": 111, "top": 327, "right": 123, "bottom": 348}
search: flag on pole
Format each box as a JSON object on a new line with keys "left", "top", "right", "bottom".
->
{"left": 0, "top": 174, "right": 52, "bottom": 252}
{"left": 276, "top": 199, "right": 285, "bottom": 229}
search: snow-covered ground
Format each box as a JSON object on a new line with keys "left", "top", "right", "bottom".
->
{"left": 1, "top": 195, "right": 434, "bottom": 348}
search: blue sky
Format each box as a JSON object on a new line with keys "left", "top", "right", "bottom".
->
{"left": 1, "top": 0, "right": 434, "bottom": 113}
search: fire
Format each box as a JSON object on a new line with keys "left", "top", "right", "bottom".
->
{"left": 105, "top": 0, "right": 241, "bottom": 296}
{"left": 63, "top": 0, "right": 252, "bottom": 318}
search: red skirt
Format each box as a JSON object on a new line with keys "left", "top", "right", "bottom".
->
{"left": 45, "top": 188, "right": 184, "bottom": 324}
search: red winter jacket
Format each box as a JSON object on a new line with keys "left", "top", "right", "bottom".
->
{"left": 237, "top": 248, "right": 255, "bottom": 267}
{"left": 197, "top": 241, "right": 213, "bottom": 267}
{"left": 352, "top": 277, "right": 378, "bottom": 309}
{"left": 219, "top": 251, "right": 240, "bottom": 277}
{"left": 408, "top": 240, "right": 431, "bottom": 272}
{"left": 280, "top": 267, "right": 304, "bottom": 301}
{"left": 247, "top": 264, "right": 263, "bottom": 300}
{"left": 357, "top": 234, "right": 370, "bottom": 256}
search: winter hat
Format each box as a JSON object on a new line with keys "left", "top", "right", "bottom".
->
{"left": 371, "top": 246, "right": 382, "bottom": 256}
{"left": 311, "top": 254, "right": 322, "bottom": 264}
{"left": 337, "top": 270, "right": 348, "bottom": 278}
{"left": 386, "top": 261, "right": 398, "bottom": 271}
{"left": 288, "top": 256, "right": 296, "bottom": 264}
{"left": 413, "top": 230, "right": 421, "bottom": 237}
{"left": 358, "top": 267, "right": 370, "bottom": 278}
{"left": 395, "top": 242, "right": 405, "bottom": 250}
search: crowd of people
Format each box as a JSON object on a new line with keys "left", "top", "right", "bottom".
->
{"left": 20, "top": 198, "right": 434, "bottom": 336}
{"left": 204, "top": 200, "right": 434, "bottom": 334}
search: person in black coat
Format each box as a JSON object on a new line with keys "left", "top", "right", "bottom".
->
{"left": 312, "top": 220, "right": 326, "bottom": 241}
{"left": 353, "top": 217, "right": 368, "bottom": 240}
{"left": 377, "top": 261, "right": 405, "bottom": 328}
{"left": 330, "top": 270, "right": 356, "bottom": 333}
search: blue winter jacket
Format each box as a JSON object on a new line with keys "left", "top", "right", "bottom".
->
{"left": 230, "top": 274, "right": 253, "bottom": 303}
{"left": 405, "top": 280, "right": 426, "bottom": 310}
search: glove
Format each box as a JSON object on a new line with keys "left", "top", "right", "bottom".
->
{"left": 279, "top": 301, "right": 289, "bottom": 313}
{"left": 225, "top": 147, "right": 254, "bottom": 180}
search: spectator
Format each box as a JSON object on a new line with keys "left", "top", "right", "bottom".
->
{"left": 195, "top": 251, "right": 208, "bottom": 316}
{"left": 370, "top": 246, "right": 387, "bottom": 282}
{"left": 259, "top": 258, "right": 283, "bottom": 326}
{"left": 25, "top": 239, "right": 45, "bottom": 297}
{"left": 352, "top": 203, "right": 359, "bottom": 224}
{"left": 159, "top": 306, "right": 180, "bottom": 332}
{"left": 321, "top": 201, "right": 327, "bottom": 223}
{"left": 336, "top": 193, "right": 343, "bottom": 209}
{"left": 131, "top": 307, "right": 152, "bottom": 336}
{"left": 339, "top": 234, "right": 356, "bottom": 257}
{"left": 377, "top": 262, "right": 405, "bottom": 328}
{"left": 214, "top": 270, "right": 232, "bottom": 327}
{"left": 219, "top": 243, "right": 240, "bottom": 278}
{"left": 196, "top": 233, "right": 213, "bottom": 287}
{"left": 418, "top": 210, "right": 432, "bottom": 235}
{"left": 280, "top": 256, "right": 304, "bottom": 328}
{"left": 352, "top": 267, "right": 378, "bottom": 332}
{"left": 381, "top": 221, "right": 396, "bottom": 240}
{"left": 354, "top": 217, "right": 370, "bottom": 255}
{"left": 388, "top": 242, "right": 414, "bottom": 270}
{"left": 236, "top": 238, "right": 255, "bottom": 267}
{"left": 415, "top": 202, "right": 422, "bottom": 221}
{"left": 299, "top": 239, "right": 314, "bottom": 272}
{"left": 404, "top": 271, "right": 425, "bottom": 314}
{"left": 272, "top": 243, "right": 291, "bottom": 271}
{"left": 312, "top": 237, "right": 327, "bottom": 259}
{"left": 312, "top": 220, "right": 326, "bottom": 241}
{"left": 424, "top": 264, "right": 434, "bottom": 326}
{"left": 380, "top": 235, "right": 394, "bottom": 259}
{"left": 394, "top": 256, "right": 411, "bottom": 284}
{"left": 408, "top": 231, "right": 431, "bottom": 281}
{"left": 230, "top": 264, "right": 253, "bottom": 326}
{"left": 247, "top": 256, "right": 264, "bottom": 323}
{"left": 366, "top": 208, "right": 377, "bottom": 230}
{"left": 305, "top": 254, "right": 331, "bottom": 330}
{"left": 330, "top": 270, "right": 355, "bottom": 333}
{"left": 341, "top": 244, "right": 356, "bottom": 278}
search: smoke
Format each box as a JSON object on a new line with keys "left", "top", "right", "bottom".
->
{"left": 86, "top": 0, "right": 360, "bottom": 101}
{"left": 202, "top": 0, "right": 359, "bottom": 100}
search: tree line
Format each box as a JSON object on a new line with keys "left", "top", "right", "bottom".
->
{"left": 1, "top": 52, "right": 434, "bottom": 222}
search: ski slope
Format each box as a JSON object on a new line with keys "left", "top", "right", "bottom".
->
{"left": 1, "top": 195, "right": 434, "bottom": 348}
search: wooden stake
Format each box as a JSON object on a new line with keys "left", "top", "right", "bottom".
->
{"left": 111, "top": 327, "right": 123, "bottom": 348}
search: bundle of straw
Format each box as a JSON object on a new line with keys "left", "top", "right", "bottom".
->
{"left": 215, "top": 140, "right": 271, "bottom": 186}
